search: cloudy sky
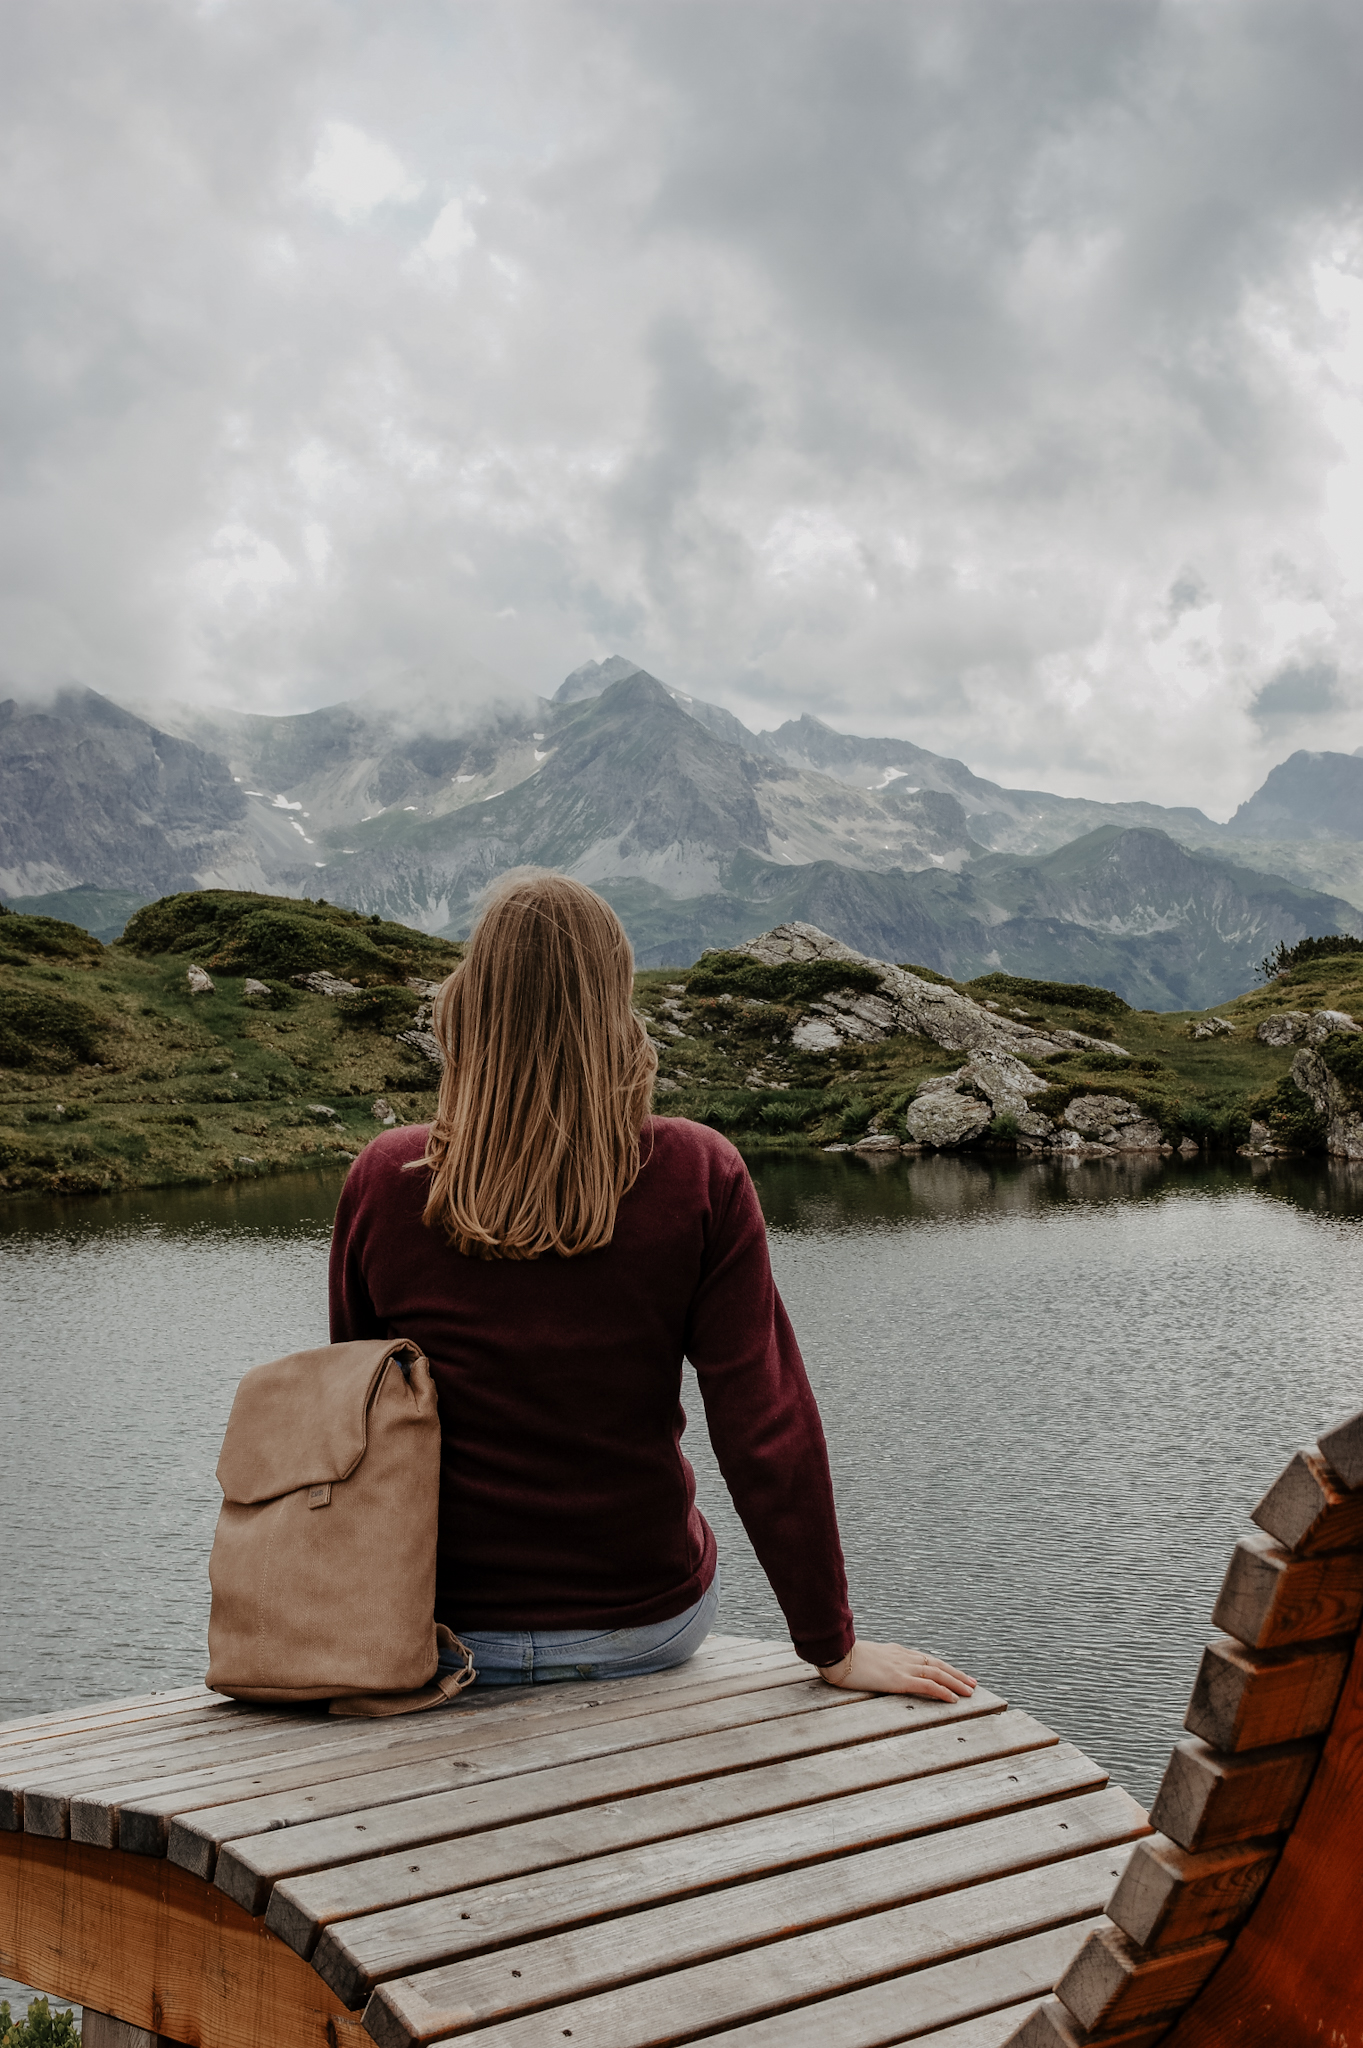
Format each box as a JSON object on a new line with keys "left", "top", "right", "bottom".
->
{"left": 3, "top": 0, "right": 1362, "bottom": 813}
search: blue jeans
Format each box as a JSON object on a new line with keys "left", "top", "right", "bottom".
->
{"left": 437, "top": 1570, "right": 720, "bottom": 1687}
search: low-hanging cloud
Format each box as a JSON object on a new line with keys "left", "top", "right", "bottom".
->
{"left": 1, "top": 0, "right": 1361, "bottom": 816}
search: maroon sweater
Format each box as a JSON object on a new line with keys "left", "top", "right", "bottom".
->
{"left": 329, "top": 1116, "right": 854, "bottom": 1666}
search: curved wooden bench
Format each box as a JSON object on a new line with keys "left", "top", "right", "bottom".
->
{"left": 3, "top": 1409, "right": 1360, "bottom": 2047}
{"left": 1006, "top": 1402, "right": 1363, "bottom": 2048}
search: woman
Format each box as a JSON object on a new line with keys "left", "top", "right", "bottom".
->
{"left": 330, "top": 871, "right": 973, "bottom": 1701}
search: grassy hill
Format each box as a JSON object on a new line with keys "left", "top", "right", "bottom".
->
{"left": 1, "top": 891, "right": 1356, "bottom": 1200}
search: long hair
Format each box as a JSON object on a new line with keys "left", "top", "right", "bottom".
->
{"left": 418, "top": 872, "right": 657, "bottom": 1259}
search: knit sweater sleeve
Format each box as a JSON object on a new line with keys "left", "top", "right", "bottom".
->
{"left": 685, "top": 1152, "right": 854, "bottom": 1667}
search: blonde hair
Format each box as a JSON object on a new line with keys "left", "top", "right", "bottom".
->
{"left": 418, "top": 872, "right": 657, "bottom": 1259}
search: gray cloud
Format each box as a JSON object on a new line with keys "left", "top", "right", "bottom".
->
{"left": 1, "top": 0, "right": 1361, "bottom": 815}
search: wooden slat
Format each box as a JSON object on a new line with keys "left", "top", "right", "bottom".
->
{"left": 1317, "top": 1405, "right": 1363, "bottom": 1491}
{"left": 388, "top": 1861, "right": 1116, "bottom": 2048}
{"left": 912, "top": 2008, "right": 1046, "bottom": 2048}
{"left": 1251, "top": 1448, "right": 1363, "bottom": 1556}
{"left": 1055, "top": 1924, "right": 1227, "bottom": 2033}
{"left": 0, "top": 1689, "right": 215, "bottom": 1748}
{"left": 364, "top": 1789, "right": 1147, "bottom": 2047}
{"left": 634, "top": 1921, "right": 1108, "bottom": 2048}
{"left": 165, "top": 1679, "right": 924, "bottom": 1879}
{"left": 277, "top": 1709, "right": 1058, "bottom": 1964}
{"left": 1182, "top": 1633, "right": 1349, "bottom": 1752}
{"left": 215, "top": 1689, "right": 1005, "bottom": 1915}
{"left": 1103, "top": 1832, "right": 1277, "bottom": 1951}
{"left": 1148, "top": 1734, "right": 1319, "bottom": 1851}
{"left": 1210, "top": 1530, "right": 1363, "bottom": 1649}
{"left": 311, "top": 1742, "right": 1110, "bottom": 2006}
{"left": 79, "top": 1654, "right": 828, "bottom": 1856}
{"left": 1003, "top": 1997, "right": 1173, "bottom": 2048}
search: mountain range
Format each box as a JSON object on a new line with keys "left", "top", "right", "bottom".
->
{"left": 3, "top": 658, "right": 1361, "bottom": 1009}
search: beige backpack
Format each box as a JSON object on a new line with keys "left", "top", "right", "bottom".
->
{"left": 206, "top": 1336, "right": 475, "bottom": 1715}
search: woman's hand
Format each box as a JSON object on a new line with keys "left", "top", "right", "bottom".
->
{"left": 818, "top": 1638, "right": 976, "bottom": 1700}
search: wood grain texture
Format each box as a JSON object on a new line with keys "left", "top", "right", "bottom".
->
{"left": 1182, "top": 1633, "right": 1349, "bottom": 1752}
{"left": 910, "top": 2007, "right": 1045, "bottom": 2048}
{"left": 398, "top": 1890, "right": 1112, "bottom": 2048}
{"left": 311, "top": 1742, "right": 1110, "bottom": 2005}
{"left": 1103, "top": 1832, "right": 1277, "bottom": 1951}
{"left": 1161, "top": 1622, "right": 1363, "bottom": 2046}
{"left": 103, "top": 1658, "right": 830, "bottom": 1859}
{"left": 0, "top": 1830, "right": 348, "bottom": 2048}
{"left": 81, "top": 2014, "right": 189, "bottom": 2048}
{"left": 1148, "top": 1735, "right": 1319, "bottom": 1851}
{"left": 1055, "top": 1923, "right": 1227, "bottom": 2031}
{"left": 270, "top": 1708, "right": 1055, "bottom": 1961}
{"left": 214, "top": 1689, "right": 1006, "bottom": 1914}
{"left": 1251, "top": 1448, "right": 1363, "bottom": 1556}
{"left": 1211, "top": 1530, "right": 1363, "bottom": 1650}
{"left": 162, "top": 1679, "right": 917, "bottom": 1879}
{"left": 364, "top": 1789, "right": 1146, "bottom": 2045}
{"left": 1318, "top": 1406, "right": 1363, "bottom": 1492}
{"left": 638, "top": 1921, "right": 1107, "bottom": 2048}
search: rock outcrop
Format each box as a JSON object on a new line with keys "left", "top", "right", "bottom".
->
{"left": 187, "top": 965, "right": 214, "bottom": 995}
{"left": 1062, "top": 1094, "right": 1164, "bottom": 1151}
{"left": 737, "top": 922, "right": 1130, "bottom": 1062}
{"left": 292, "top": 970, "right": 361, "bottom": 997}
{"left": 1256, "top": 1009, "right": 1359, "bottom": 1047}
{"left": 1289, "top": 1049, "right": 1363, "bottom": 1159}
{"left": 1191, "top": 1016, "right": 1234, "bottom": 1039}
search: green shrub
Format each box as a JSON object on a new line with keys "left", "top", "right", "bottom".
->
{"left": 120, "top": 891, "right": 457, "bottom": 983}
{"left": 0, "top": 913, "right": 102, "bottom": 963}
{"left": 838, "top": 1098, "right": 874, "bottom": 1139}
{"left": 694, "top": 1088, "right": 824, "bottom": 1135}
{"left": 966, "top": 972, "right": 1130, "bottom": 1016}
{"left": 1248, "top": 1075, "right": 1327, "bottom": 1151}
{"left": 1259, "top": 933, "right": 1363, "bottom": 979}
{"left": 686, "top": 952, "right": 883, "bottom": 1005}
{"left": 989, "top": 1111, "right": 1021, "bottom": 1141}
{"left": 338, "top": 986, "right": 423, "bottom": 1032}
{"left": 0, "top": 990, "right": 105, "bottom": 1071}
{"left": 757, "top": 1098, "right": 810, "bottom": 1133}
{"left": 897, "top": 962, "right": 954, "bottom": 985}
{"left": 0, "top": 1995, "right": 81, "bottom": 2046}
{"left": 244, "top": 978, "right": 299, "bottom": 1011}
{"left": 1320, "top": 1033, "right": 1363, "bottom": 1097}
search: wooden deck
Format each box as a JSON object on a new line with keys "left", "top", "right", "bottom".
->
{"left": 0, "top": 1637, "right": 1146, "bottom": 2048}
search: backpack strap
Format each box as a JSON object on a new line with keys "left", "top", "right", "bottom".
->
{"left": 327, "top": 1625, "right": 477, "bottom": 1717}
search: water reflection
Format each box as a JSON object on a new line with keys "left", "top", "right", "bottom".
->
{"left": 2, "top": 1151, "right": 1361, "bottom": 1817}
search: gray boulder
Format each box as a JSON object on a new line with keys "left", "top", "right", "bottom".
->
{"left": 187, "top": 964, "right": 214, "bottom": 995}
{"left": 1256, "top": 1011, "right": 1309, "bottom": 1047}
{"left": 1306, "top": 1009, "right": 1361, "bottom": 1043}
{"left": 243, "top": 977, "right": 271, "bottom": 1001}
{"left": 1191, "top": 1017, "right": 1234, "bottom": 1040}
{"left": 1063, "top": 1093, "right": 1164, "bottom": 1149}
{"left": 396, "top": 1028, "right": 444, "bottom": 1069}
{"left": 292, "top": 970, "right": 360, "bottom": 997}
{"left": 903, "top": 1091, "right": 993, "bottom": 1148}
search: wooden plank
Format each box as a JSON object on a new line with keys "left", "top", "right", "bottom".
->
{"left": 311, "top": 1742, "right": 1111, "bottom": 2005}
{"left": 1318, "top": 1405, "right": 1363, "bottom": 1491}
{"left": 215, "top": 1690, "right": 1008, "bottom": 1915}
{"left": 0, "top": 1830, "right": 349, "bottom": 2048}
{"left": 165, "top": 1679, "right": 927, "bottom": 1879}
{"left": 603, "top": 1921, "right": 1107, "bottom": 2048}
{"left": 365, "top": 1788, "right": 1147, "bottom": 2046}
{"left": 1210, "top": 1530, "right": 1363, "bottom": 1649}
{"left": 1182, "top": 1633, "right": 1349, "bottom": 1752}
{"left": 1148, "top": 1734, "right": 1320, "bottom": 1851}
{"left": 280, "top": 1710, "right": 1059, "bottom": 1966}
{"left": 916, "top": 2008, "right": 1050, "bottom": 2048}
{"left": 0, "top": 1689, "right": 215, "bottom": 1748}
{"left": 1251, "top": 1447, "right": 1363, "bottom": 1556}
{"left": 1056, "top": 1924, "right": 1227, "bottom": 2033}
{"left": 1002, "top": 1997, "right": 1173, "bottom": 2048}
{"left": 79, "top": 1655, "right": 831, "bottom": 1856}
{"left": 383, "top": 1860, "right": 1116, "bottom": 2048}
{"left": 1103, "top": 1830, "right": 1277, "bottom": 1951}
{"left": 1160, "top": 1625, "right": 1363, "bottom": 2047}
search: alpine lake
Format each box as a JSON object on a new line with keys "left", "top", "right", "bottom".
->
{"left": 3, "top": 1144, "right": 1361, "bottom": 1829}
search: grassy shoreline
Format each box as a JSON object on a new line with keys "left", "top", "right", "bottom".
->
{"left": 2, "top": 890, "right": 1359, "bottom": 1202}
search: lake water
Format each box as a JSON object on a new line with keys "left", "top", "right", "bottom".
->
{"left": 3, "top": 1147, "right": 1362, "bottom": 1862}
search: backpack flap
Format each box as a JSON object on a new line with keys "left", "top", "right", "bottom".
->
{"left": 216, "top": 1338, "right": 421, "bottom": 1503}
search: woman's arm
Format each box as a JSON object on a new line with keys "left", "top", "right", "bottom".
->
{"left": 686, "top": 1151, "right": 974, "bottom": 1699}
